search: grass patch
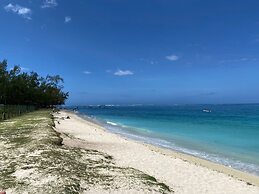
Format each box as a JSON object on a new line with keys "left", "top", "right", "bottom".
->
{"left": 0, "top": 110, "right": 172, "bottom": 193}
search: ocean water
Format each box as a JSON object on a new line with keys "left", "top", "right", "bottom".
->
{"left": 73, "top": 104, "right": 259, "bottom": 176}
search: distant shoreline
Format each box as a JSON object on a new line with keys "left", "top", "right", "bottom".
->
{"left": 55, "top": 110, "right": 259, "bottom": 193}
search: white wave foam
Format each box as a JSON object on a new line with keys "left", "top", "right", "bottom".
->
{"left": 106, "top": 121, "right": 118, "bottom": 126}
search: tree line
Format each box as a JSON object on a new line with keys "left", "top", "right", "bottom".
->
{"left": 0, "top": 59, "right": 68, "bottom": 107}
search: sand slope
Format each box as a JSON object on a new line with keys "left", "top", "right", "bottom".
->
{"left": 54, "top": 111, "right": 259, "bottom": 194}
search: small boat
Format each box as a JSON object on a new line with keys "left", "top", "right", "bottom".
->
{"left": 203, "top": 109, "right": 212, "bottom": 113}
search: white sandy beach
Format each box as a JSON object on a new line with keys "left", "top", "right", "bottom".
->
{"left": 54, "top": 110, "right": 259, "bottom": 194}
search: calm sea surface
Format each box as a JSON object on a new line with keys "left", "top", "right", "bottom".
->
{"left": 73, "top": 104, "right": 259, "bottom": 175}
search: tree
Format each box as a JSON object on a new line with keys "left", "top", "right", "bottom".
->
{"left": 0, "top": 59, "right": 69, "bottom": 107}
{"left": 0, "top": 60, "right": 8, "bottom": 104}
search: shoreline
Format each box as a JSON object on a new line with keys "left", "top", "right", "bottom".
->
{"left": 145, "top": 143, "right": 259, "bottom": 186}
{"left": 75, "top": 110, "right": 259, "bottom": 185}
{"left": 55, "top": 110, "right": 259, "bottom": 193}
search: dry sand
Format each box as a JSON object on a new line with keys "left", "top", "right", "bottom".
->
{"left": 54, "top": 110, "right": 259, "bottom": 194}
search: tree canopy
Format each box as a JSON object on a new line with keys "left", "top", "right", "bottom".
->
{"left": 0, "top": 59, "right": 68, "bottom": 107}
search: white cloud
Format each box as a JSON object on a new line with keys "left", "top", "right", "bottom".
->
{"left": 166, "top": 54, "right": 179, "bottom": 61}
{"left": 83, "top": 71, "right": 91, "bottom": 74}
{"left": 41, "top": 0, "right": 58, "bottom": 8}
{"left": 4, "top": 4, "right": 32, "bottom": 19}
{"left": 114, "top": 69, "right": 134, "bottom": 76}
{"left": 65, "top": 16, "right": 72, "bottom": 23}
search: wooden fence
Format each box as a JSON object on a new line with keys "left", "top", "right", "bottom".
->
{"left": 0, "top": 105, "right": 36, "bottom": 121}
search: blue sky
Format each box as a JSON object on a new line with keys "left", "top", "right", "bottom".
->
{"left": 1, "top": 0, "right": 259, "bottom": 105}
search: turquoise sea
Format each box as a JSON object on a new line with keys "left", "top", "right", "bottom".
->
{"left": 73, "top": 104, "right": 259, "bottom": 176}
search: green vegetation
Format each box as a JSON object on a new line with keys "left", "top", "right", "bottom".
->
{"left": 0, "top": 105, "right": 35, "bottom": 121}
{"left": 0, "top": 59, "right": 68, "bottom": 107}
{"left": 0, "top": 110, "right": 172, "bottom": 193}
